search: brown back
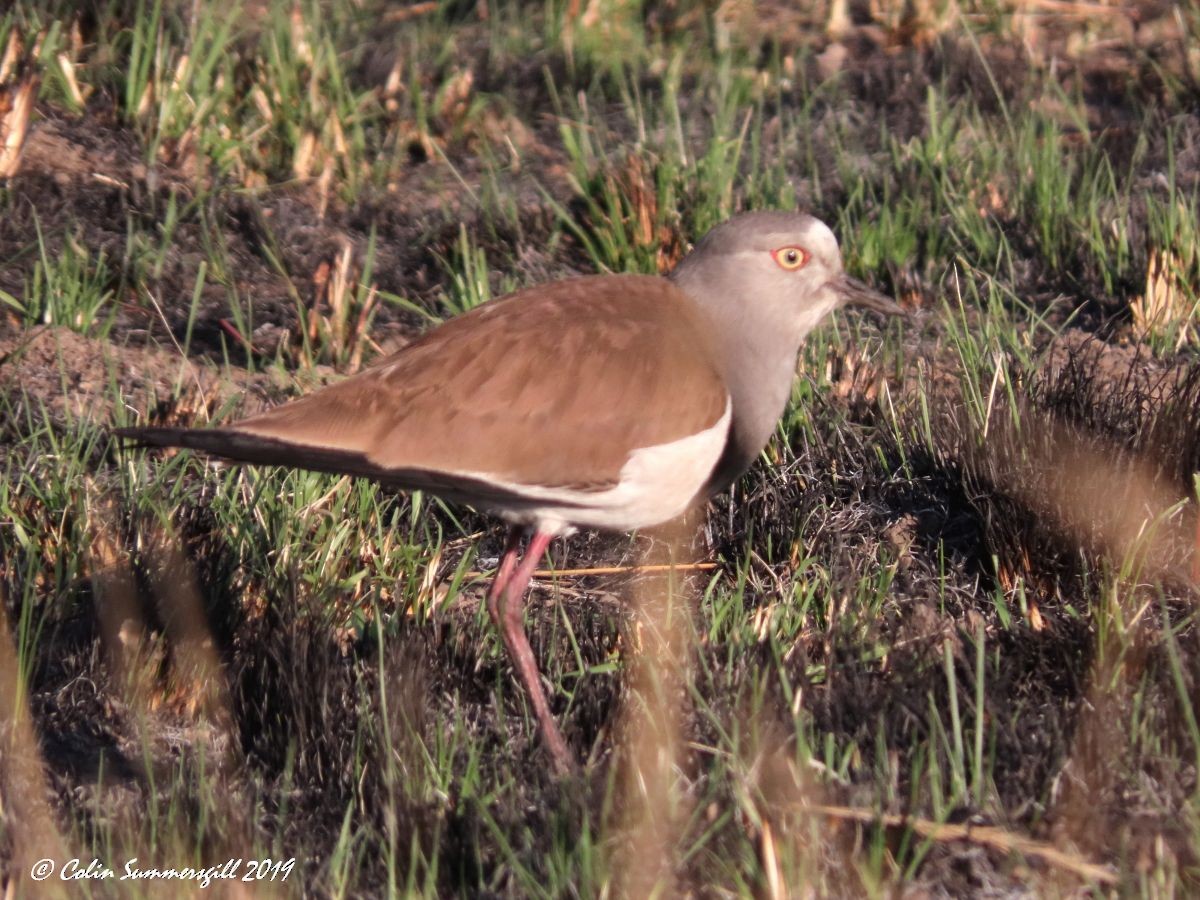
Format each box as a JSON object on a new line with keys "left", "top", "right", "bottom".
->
{"left": 233, "top": 275, "right": 730, "bottom": 490}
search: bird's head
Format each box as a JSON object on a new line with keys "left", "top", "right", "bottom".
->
{"left": 671, "top": 210, "right": 903, "bottom": 343}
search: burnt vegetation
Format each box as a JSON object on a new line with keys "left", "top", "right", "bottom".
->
{"left": 2, "top": 0, "right": 1200, "bottom": 895}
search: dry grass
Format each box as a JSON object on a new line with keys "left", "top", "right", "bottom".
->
{"left": 2, "top": 0, "right": 1200, "bottom": 896}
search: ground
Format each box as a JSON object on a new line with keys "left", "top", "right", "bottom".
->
{"left": 1, "top": 1, "right": 1200, "bottom": 896}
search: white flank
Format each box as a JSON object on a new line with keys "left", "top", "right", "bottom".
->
{"left": 460, "top": 397, "right": 732, "bottom": 535}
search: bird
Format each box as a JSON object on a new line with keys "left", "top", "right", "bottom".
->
{"left": 114, "top": 210, "right": 903, "bottom": 775}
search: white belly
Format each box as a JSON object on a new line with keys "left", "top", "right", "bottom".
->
{"left": 475, "top": 399, "right": 732, "bottom": 535}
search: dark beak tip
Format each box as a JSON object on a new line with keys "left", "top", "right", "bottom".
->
{"left": 837, "top": 275, "right": 906, "bottom": 318}
{"left": 864, "top": 296, "right": 908, "bottom": 319}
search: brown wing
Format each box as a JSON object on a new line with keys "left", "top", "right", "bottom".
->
{"left": 221, "top": 274, "right": 729, "bottom": 491}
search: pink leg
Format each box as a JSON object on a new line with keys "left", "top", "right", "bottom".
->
{"left": 486, "top": 527, "right": 575, "bottom": 775}
{"left": 485, "top": 527, "right": 523, "bottom": 622}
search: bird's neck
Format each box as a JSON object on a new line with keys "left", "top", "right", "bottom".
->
{"left": 671, "top": 267, "right": 808, "bottom": 493}
{"left": 707, "top": 327, "right": 801, "bottom": 493}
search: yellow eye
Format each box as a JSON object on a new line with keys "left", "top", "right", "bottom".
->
{"left": 771, "top": 245, "right": 809, "bottom": 271}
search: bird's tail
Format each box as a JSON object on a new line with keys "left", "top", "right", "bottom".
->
{"left": 112, "top": 426, "right": 311, "bottom": 467}
{"left": 111, "top": 425, "right": 391, "bottom": 482}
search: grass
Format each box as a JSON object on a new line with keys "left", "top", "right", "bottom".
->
{"left": 1, "top": 0, "right": 1200, "bottom": 895}
{"left": 0, "top": 218, "right": 116, "bottom": 335}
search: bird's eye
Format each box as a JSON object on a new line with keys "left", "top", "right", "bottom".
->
{"left": 771, "top": 246, "right": 809, "bottom": 271}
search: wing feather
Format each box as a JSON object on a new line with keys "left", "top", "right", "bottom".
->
{"left": 131, "top": 274, "right": 731, "bottom": 493}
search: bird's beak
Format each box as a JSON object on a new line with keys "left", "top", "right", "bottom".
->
{"left": 832, "top": 274, "right": 905, "bottom": 317}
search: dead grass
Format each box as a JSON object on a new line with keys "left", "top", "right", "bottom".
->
{"left": 1, "top": 0, "right": 1200, "bottom": 896}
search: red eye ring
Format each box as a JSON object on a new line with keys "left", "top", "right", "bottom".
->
{"left": 771, "top": 246, "right": 809, "bottom": 271}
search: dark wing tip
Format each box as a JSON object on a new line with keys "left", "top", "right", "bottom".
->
{"left": 109, "top": 424, "right": 395, "bottom": 484}
{"left": 110, "top": 425, "right": 197, "bottom": 450}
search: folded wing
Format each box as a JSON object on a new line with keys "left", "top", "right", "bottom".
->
{"left": 118, "top": 275, "right": 731, "bottom": 503}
